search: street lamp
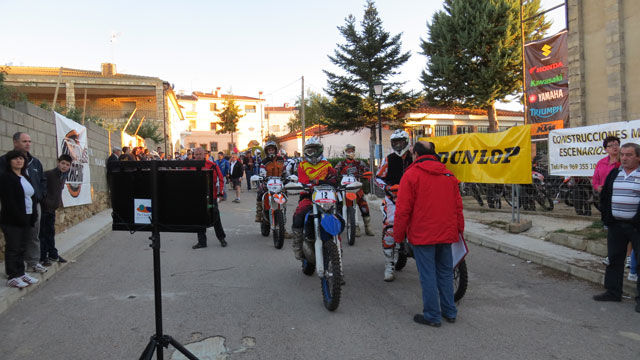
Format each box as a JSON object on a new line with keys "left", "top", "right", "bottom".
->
{"left": 373, "top": 81, "right": 383, "bottom": 164}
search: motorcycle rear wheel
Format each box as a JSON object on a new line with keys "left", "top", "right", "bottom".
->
{"left": 321, "top": 241, "right": 342, "bottom": 311}
{"left": 395, "top": 244, "right": 409, "bottom": 271}
{"left": 273, "top": 209, "right": 285, "bottom": 249}
{"left": 346, "top": 207, "right": 356, "bottom": 246}
{"left": 454, "top": 260, "right": 468, "bottom": 302}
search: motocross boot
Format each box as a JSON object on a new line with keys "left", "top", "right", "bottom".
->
{"left": 355, "top": 224, "right": 362, "bottom": 237}
{"left": 383, "top": 247, "right": 395, "bottom": 282}
{"left": 363, "top": 216, "right": 375, "bottom": 236}
{"left": 292, "top": 227, "right": 304, "bottom": 260}
{"left": 255, "top": 201, "right": 263, "bottom": 222}
{"left": 284, "top": 229, "right": 293, "bottom": 239}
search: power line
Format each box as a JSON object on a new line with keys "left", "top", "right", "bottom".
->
{"left": 265, "top": 77, "right": 301, "bottom": 96}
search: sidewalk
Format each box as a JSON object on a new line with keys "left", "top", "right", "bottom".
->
{"left": 367, "top": 195, "right": 637, "bottom": 297}
{"left": 0, "top": 209, "right": 112, "bottom": 315}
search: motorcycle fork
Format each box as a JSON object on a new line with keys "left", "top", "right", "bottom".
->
{"left": 313, "top": 205, "right": 324, "bottom": 277}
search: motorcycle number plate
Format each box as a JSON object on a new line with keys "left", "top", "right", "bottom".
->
{"left": 341, "top": 175, "right": 357, "bottom": 186}
{"left": 313, "top": 189, "right": 336, "bottom": 204}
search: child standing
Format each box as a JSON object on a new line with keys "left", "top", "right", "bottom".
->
{"left": 39, "top": 154, "right": 72, "bottom": 266}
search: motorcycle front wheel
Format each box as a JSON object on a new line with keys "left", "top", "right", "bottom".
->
{"left": 272, "top": 209, "right": 285, "bottom": 249}
{"left": 454, "top": 260, "right": 468, "bottom": 302}
{"left": 321, "top": 241, "right": 342, "bottom": 311}
{"left": 346, "top": 207, "right": 356, "bottom": 246}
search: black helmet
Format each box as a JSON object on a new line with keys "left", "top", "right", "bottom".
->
{"left": 264, "top": 141, "right": 278, "bottom": 159}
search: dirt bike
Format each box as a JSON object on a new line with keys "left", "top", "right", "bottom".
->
{"left": 251, "top": 175, "right": 294, "bottom": 249}
{"left": 337, "top": 171, "right": 373, "bottom": 246}
{"left": 285, "top": 179, "right": 362, "bottom": 311}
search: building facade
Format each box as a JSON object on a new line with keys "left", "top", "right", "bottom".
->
{"left": 264, "top": 104, "right": 297, "bottom": 138}
{"left": 568, "top": 0, "right": 640, "bottom": 125}
{"left": 176, "top": 88, "right": 265, "bottom": 153}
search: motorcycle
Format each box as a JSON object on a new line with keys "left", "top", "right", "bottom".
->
{"left": 337, "top": 171, "right": 372, "bottom": 246}
{"left": 285, "top": 179, "right": 362, "bottom": 311}
{"left": 251, "top": 175, "right": 295, "bottom": 249}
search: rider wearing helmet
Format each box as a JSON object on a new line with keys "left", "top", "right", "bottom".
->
{"left": 335, "top": 144, "right": 375, "bottom": 237}
{"left": 255, "top": 141, "right": 287, "bottom": 222}
{"left": 291, "top": 136, "right": 338, "bottom": 260}
{"left": 286, "top": 150, "right": 302, "bottom": 177}
{"left": 375, "top": 129, "right": 413, "bottom": 282}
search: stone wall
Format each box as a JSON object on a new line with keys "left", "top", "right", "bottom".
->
{"left": 0, "top": 102, "right": 119, "bottom": 259}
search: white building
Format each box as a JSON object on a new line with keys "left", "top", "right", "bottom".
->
{"left": 264, "top": 103, "right": 297, "bottom": 138}
{"left": 176, "top": 88, "right": 266, "bottom": 153}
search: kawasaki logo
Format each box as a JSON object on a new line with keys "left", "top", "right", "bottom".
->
{"left": 528, "top": 89, "right": 564, "bottom": 103}
{"left": 541, "top": 44, "right": 552, "bottom": 57}
{"left": 530, "top": 105, "right": 562, "bottom": 119}
{"left": 529, "top": 61, "right": 563, "bottom": 74}
{"left": 530, "top": 74, "right": 563, "bottom": 87}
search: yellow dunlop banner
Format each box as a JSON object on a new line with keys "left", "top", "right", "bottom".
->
{"left": 419, "top": 125, "right": 532, "bottom": 184}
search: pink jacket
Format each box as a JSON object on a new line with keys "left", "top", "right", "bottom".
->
{"left": 592, "top": 156, "right": 619, "bottom": 191}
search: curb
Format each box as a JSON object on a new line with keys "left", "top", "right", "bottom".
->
{"left": 0, "top": 209, "right": 112, "bottom": 316}
{"left": 464, "top": 230, "right": 637, "bottom": 296}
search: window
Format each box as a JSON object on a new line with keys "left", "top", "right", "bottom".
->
{"left": 210, "top": 103, "right": 217, "bottom": 112}
{"left": 200, "top": 144, "right": 208, "bottom": 150}
{"left": 477, "top": 126, "right": 489, "bottom": 133}
{"left": 228, "top": 143, "right": 236, "bottom": 152}
{"left": 499, "top": 126, "right": 511, "bottom": 132}
{"left": 245, "top": 105, "right": 256, "bottom": 113}
{"left": 210, "top": 122, "right": 218, "bottom": 131}
{"left": 189, "top": 120, "right": 197, "bottom": 130}
{"left": 434, "top": 125, "right": 452, "bottom": 137}
{"left": 264, "top": 113, "right": 269, "bottom": 119}
{"left": 270, "top": 125, "right": 280, "bottom": 132}
{"left": 188, "top": 142, "right": 196, "bottom": 149}
{"left": 210, "top": 142, "right": 218, "bottom": 152}
{"left": 457, "top": 126, "right": 472, "bottom": 134}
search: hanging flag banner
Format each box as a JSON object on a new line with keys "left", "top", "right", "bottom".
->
{"left": 525, "top": 30, "right": 569, "bottom": 133}
{"left": 55, "top": 112, "right": 92, "bottom": 206}
{"left": 419, "top": 125, "right": 532, "bottom": 184}
{"left": 548, "top": 119, "right": 640, "bottom": 176}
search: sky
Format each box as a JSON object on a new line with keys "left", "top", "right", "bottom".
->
{"left": 0, "top": 0, "right": 566, "bottom": 111}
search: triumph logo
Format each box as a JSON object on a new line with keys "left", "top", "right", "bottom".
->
{"left": 530, "top": 105, "right": 562, "bottom": 119}
{"left": 529, "top": 89, "right": 564, "bottom": 104}
{"left": 541, "top": 44, "right": 552, "bottom": 57}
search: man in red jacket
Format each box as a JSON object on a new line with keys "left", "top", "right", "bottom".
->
{"left": 192, "top": 147, "right": 227, "bottom": 249}
{"left": 394, "top": 141, "right": 464, "bottom": 327}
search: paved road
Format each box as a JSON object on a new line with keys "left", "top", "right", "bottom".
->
{"left": 1, "top": 188, "right": 639, "bottom": 359}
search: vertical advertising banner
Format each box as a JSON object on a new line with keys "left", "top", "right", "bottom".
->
{"left": 55, "top": 112, "right": 92, "bottom": 206}
{"left": 524, "top": 30, "right": 569, "bottom": 136}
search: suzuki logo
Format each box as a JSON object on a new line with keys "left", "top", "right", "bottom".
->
{"left": 541, "top": 44, "right": 552, "bottom": 57}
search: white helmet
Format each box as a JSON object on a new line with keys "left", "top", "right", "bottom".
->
{"left": 390, "top": 129, "right": 410, "bottom": 157}
{"left": 303, "top": 136, "right": 323, "bottom": 165}
{"left": 279, "top": 149, "right": 287, "bottom": 157}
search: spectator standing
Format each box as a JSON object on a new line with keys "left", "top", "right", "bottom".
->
{"left": 107, "top": 147, "right": 121, "bottom": 163}
{"left": 122, "top": 147, "right": 136, "bottom": 161}
{"left": 0, "top": 132, "right": 48, "bottom": 273}
{"left": 596, "top": 142, "right": 640, "bottom": 313}
{"left": 191, "top": 147, "right": 227, "bottom": 248}
{"left": 0, "top": 150, "right": 41, "bottom": 288}
{"left": 229, "top": 152, "right": 243, "bottom": 203}
{"left": 243, "top": 151, "right": 254, "bottom": 190}
{"left": 39, "top": 154, "right": 72, "bottom": 265}
{"left": 393, "top": 141, "right": 464, "bottom": 327}
{"left": 216, "top": 152, "right": 230, "bottom": 201}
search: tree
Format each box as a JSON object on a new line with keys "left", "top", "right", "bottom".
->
{"left": 125, "top": 117, "right": 164, "bottom": 143}
{"left": 323, "top": 0, "right": 417, "bottom": 169}
{"left": 420, "top": 0, "right": 551, "bottom": 132}
{"left": 287, "top": 90, "right": 329, "bottom": 133}
{"left": 0, "top": 71, "right": 27, "bottom": 108}
{"left": 216, "top": 97, "right": 244, "bottom": 149}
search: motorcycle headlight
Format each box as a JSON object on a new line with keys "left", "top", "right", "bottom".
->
{"left": 320, "top": 202, "right": 334, "bottom": 211}
{"left": 267, "top": 183, "right": 283, "bottom": 192}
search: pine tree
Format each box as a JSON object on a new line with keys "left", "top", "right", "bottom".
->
{"left": 323, "top": 0, "right": 417, "bottom": 148}
{"left": 216, "top": 97, "right": 244, "bottom": 149}
{"left": 420, "top": 0, "right": 551, "bottom": 132}
{"left": 287, "top": 90, "right": 329, "bottom": 133}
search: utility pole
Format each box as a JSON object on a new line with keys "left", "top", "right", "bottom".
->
{"left": 301, "top": 76, "right": 305, "bottom": 151}
{"left": 520, "top": 0, "right": 528, "bottom": 125}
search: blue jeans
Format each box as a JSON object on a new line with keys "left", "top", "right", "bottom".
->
{"left": 631, "top": 249, "right": 637, "bottom": 275}
{"left": 411, "top": 243, "right": 457, "bottom": 323}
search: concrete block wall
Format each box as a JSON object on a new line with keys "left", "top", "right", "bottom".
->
{"left": 0, "top": 101, "right": 120, "bottom": 259}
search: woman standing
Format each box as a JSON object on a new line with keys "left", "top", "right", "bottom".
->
{"left": 0, "top": 150, "right": 40, "bottom": 288}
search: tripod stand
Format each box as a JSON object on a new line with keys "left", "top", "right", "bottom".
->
{"left": 137, "top": 161, "right": 199, "bottom": 360}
